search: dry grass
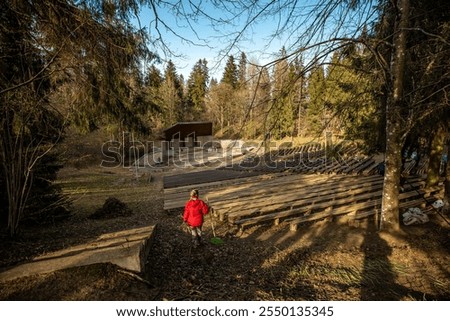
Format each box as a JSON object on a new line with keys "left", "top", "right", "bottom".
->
{"left": 0, "top": 165, "right": 449, "bottom": 301}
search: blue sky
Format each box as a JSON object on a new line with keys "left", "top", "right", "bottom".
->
{"left": 133, "top": 1, "right": 378, "bottom": 80}
{"left": 133, "top": 1, "right": 294, "bottom": 79}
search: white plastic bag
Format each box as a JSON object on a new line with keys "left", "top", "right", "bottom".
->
{"left": 402, "top": 207, "right": 429, "bottom": 225}
{"left": 432, "top": 199, "right": 444, "bottom": 209}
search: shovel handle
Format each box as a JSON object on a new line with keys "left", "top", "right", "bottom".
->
{"left": 206, "top": 196, "right": 216, "bottom": 237}
{"left": 210, "top": 217, "right": 216, "bottom": 237}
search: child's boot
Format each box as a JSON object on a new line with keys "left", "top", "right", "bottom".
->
{"left": 192, "top": 235, "right": 200, "bottom": 248}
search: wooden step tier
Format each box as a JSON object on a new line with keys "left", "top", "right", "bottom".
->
{"left": 232, "top": 178, "right": 433, "bottom": 230}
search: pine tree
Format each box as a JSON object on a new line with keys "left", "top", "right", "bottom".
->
{"left": 238, "top": 52, "right": 248, "bottom": 90}
{"left": 269, "top": 48, "right": 295, "bottom": 139}
{"left": 291, "top": 56, "right": 307, "bottom": 137}
{"left": 186, "top": 59, "right": 209, "bottom": 120}
{"left": 306, "top": 64, "right": 326, "bottom": 136}
{"left": 0, "top": 0, "right": 153, "bottom": 236}
{"left": 143, "top": 64, "right": 164, "bottom": 131}
{"left": 221, "top": 55, "right": 239, "bottom": 89}
{"left": 325, "top": 46, "right": 380, "bottom": 149}
{"left": 160, "top": 60, "right": 184, "bottom": 126}
{"left": 145, "top": 65, "right": 163, "bottom": 88}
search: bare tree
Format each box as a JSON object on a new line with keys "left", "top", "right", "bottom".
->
{"left": 150, "top": 0, "right": 449, "bottom": 231}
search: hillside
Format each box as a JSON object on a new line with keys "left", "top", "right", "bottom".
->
{"left": 0, "top": 165, "right": 449, "bottom": 300}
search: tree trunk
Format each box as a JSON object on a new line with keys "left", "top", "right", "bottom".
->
{"left": 381, "top": 114, "right": 403, "bottom": 230}
{"left": 426, "top": 125, "right": 445, "bottom": 187}
{"left": 443, "top": 133, "right": 450, "bottom": 216}
{"left": 380, "top": 0, "right": 410, "bottom": 231}
{"left": 444, "top": 160, "right": 450, "bottom": 215}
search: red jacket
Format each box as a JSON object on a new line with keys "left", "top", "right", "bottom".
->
{"left": 183, "top": 198, "right": 209, "bottom": 227}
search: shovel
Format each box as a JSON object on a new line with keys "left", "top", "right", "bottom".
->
{"left": 206, "top": 197, "right": 223, "bottom": 245}
{"left": 209, "top": 216, "right": 224, "bottom": 245}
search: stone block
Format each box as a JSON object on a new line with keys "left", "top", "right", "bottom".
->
{"left": 0, "top": 225, "right": 156, "bottom": 282}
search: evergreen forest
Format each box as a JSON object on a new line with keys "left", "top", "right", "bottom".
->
{"left": 1, "top": 0, "right": 449, "bottom": 236}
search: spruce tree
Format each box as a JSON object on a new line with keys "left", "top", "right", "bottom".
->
{"left": 324, "top": 48, "right": 378, "bottom": 143}
{"left": 306, "top": 64, "right": 326, "bottom": 136}
{"left": 238, "top": 52, "right": 248, "bottom": 90}
{"left": 0, "top": 0, "right": 154, "bottom": 235}
{"left": 160, "top": 60, "right": 184, "bottom": 126}
{"left": 269, "top": 48, "right": 294, "bottom": 139}
{"left": 221, "top": 55, "right": 239, "bottom": 89}
{"left": 291, "top": 56, "right": 307, "bottom": 137}
{"left": 186, "top": 59, "right": 209, "bottom": 120}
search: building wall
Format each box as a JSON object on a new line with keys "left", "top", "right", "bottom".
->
{"left": 196, "top": 135, "right": 214, "bottom": 148}
{"left": 163, "top": 122, "right": 213, "bottom": 142}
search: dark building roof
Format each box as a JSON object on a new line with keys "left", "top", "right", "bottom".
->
{"left": 163, "top": 122, "right": 213, "bottom": 141}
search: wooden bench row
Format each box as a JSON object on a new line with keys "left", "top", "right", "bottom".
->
{"left": 207, "top": 174, "right": 391, "bottom": 217}
{"left": 273, "top": 143, "right": 323, "bottom": 157}
{"left": 163, "top": 172, "right": 314, "bottom": 210}
{"left": 287, "top": 184, "right": 441, "bottom": 231}
{"left": 225, "top": 175, "right": 385, "bottom": 223}
{"left": 291, "top": 156, "right": 376, "bottom": 176}
{"left": 230, "top": 152, "right": 377, "bottom": 176}
{"left": 232, "top": 178, "right": 430, "bottom": 230}
{"left": 164, "top": 167, "right": 373, "bottom": 210}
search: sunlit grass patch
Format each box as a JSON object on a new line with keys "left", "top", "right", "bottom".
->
{"left": 285, "top": 258, "right": 411, "bottom": 288}
{"left": 429, "top": 276, "right": 449, "bottom": 293}
{"left": 55, "top": 168, "right": 154, "bottom": 217}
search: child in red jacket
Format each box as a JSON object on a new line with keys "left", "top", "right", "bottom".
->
{"left": 183, "top": 189, "right": 209, "bottom": 248}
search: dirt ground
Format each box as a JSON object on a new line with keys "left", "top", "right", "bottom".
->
{"left": 0, "top": 166, "right": 449, "bottom": 301}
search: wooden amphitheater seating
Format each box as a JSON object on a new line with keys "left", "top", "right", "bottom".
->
{"left": 163, "top": 142, "right": 433, "bottom": 232}
{"left": 163, "top": 171, "right": 294, "bottom": 210}
{"left": 232, "top": 178, "right": 429, "bottom": 230}
{"left": 287, "top": 184, "right": 441, "bottom": 231}
{"left": 226, "top": 175, "right": 385, "bottom": 223}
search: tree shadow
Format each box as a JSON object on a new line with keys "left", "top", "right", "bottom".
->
{"left": 222, "top": 219, "right": 367, "bottom": 300}
{"left": 393, "top": 216, "right": 450, "bottom": 300}
{"left": 359, "top": 217, "right": 449, "bottom": 300}
{"left": 359, "top": 218, "right": 399, "bottom": 300}
{"left": 222, "top": 213, "right": 449, "bottom": 301}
